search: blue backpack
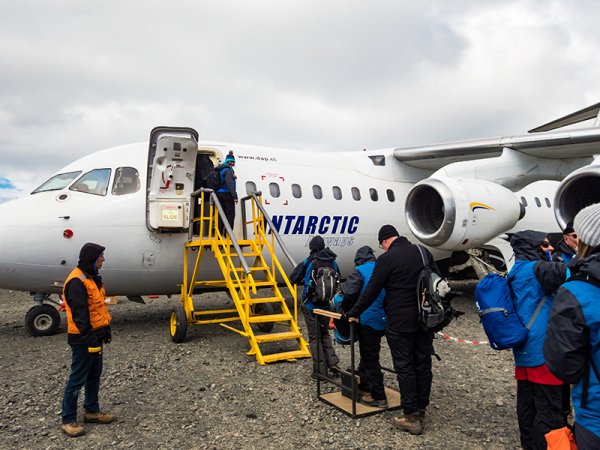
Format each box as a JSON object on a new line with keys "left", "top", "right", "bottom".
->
{"left": 474, "top": 273, "right": 547, "bottom": 351}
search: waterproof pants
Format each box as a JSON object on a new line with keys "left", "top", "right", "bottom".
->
{"left": 62, "top": 345, "right": 103, "bottom": 424}
{"left": 216, "top": 192, "right": 236, "bottom": 235}
{"left": 358, "top": 325, "right": 386, "bottom": 401}
{"left": 517, "top": 380, "right": 566, "bottom": 450}
{"left": 386, "top": 328, "right": 433, "bottom": 415}
{"left": 303, "top": 307, "right": 339, "bottom": 375}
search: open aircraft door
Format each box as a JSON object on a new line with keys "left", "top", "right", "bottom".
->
{"left": 146, "top": 127, "right": 199, "bottom": 233}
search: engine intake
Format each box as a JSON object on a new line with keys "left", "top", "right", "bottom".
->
{"left": 405, "top": 177, "right": 522, "bottom": 251}
{"left": 554, "top": 163, "right": 600, "bottom": 229}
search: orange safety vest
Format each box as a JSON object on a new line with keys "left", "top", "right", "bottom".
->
{"left": 62, "top": 267, "right": 111, "bottom": 334}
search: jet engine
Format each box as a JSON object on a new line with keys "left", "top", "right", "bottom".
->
{"left": 405, "top": 177, "right": 524, "bottom": 251}
{"left": 554, "top": 162, "right": 600, "bottom": 229}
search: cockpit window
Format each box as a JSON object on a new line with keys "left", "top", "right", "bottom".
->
{"left": 112, "top": 167, "right": 140, "bottom": 195}
{"left": 32, "top": 171, "right": 82, "bottom": 193}
{"left": 70, "top": 169, "right": 111, "bottom": 196}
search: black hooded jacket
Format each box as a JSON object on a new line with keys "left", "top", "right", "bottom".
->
{"left": 544, "top": 250, "right": 600, "bottom": 384}
{"left": 348, "top": 236, "right": 432, "bottom": 333}
{"left": 340, "top": 245, "right": 376, "bottom": 307}
{"left": 64, "top": 243, "right": 110, "bottom": 346}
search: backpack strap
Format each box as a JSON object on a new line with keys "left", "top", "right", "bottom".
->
{"left": 478, "top": 307, "right": 508, "bottom": 317}
{"left": 525, "top": 295, "right": 548, "bottom": 329}
{"left": 416, "top": 245, "right": 428, "bottom": 268}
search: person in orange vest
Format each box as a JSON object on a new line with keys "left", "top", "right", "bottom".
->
{"left": 60, "top": 243, "right": 113, "bottom": 437}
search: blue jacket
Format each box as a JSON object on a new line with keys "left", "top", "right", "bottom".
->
{"left": 355, "top": 262, "right": 386, "bottom": 330}
{"left": 545, "top": 252, "right": 600, "bottom": 439}
{"left": 507, "top": 231, "right": 567, "bottom": 367}
{"left": 508, "top": 260, "right": 555, "bottom": 367}
{"left": 214, "top": 164, "right": 237, "bottom": 199}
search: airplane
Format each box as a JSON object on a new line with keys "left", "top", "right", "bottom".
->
{"left": 1, "top": 102, "right": 600, "bottom": 337}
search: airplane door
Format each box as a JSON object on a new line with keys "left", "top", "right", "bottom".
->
{"left": 146, "top": 127, "right": 199, "bottom": 232}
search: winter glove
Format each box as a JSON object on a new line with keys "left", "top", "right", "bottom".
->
{"left": 103, "top": 326, "right": 112, "bottom": 344}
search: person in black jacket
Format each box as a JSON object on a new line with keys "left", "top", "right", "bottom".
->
{"left": 346, "top": 225, "right": 433, "bottom": 435}
{"left": 214, "top": 151, "right": 238, "bottom": 236}
{"left": 61, "top": 243, "right": 113, "bottom": 437}
{"left": 290, "top": 236, "right": 340, "bottom": 378}
{"left": 545, "top": 203, "right": 600, "bottom": 449}
{"left": 554, "top": 223, "right": 578, "bottom": 265}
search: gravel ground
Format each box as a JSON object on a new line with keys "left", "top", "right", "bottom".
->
{"left": 0, "top": 282, "right": 521, "bottom": 449}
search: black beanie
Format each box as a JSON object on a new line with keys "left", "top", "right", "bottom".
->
{"left": 378, "top": 224, "right": 399, "bottom": 243}
{"left": 309, "top": 236, "right": 325, "bottom": 252}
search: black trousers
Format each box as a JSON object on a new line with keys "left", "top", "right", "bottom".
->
{"left": 216, "top": 192, "right": 236, "bottom": 235}
{"left": 358, "top": 325, "right": 386, "bottom": 400}
{"left": 386, "top": 328, "right": 433, "bottom": 415}
{"left": 516, "top": 380, "right": 566, "bottom": 450}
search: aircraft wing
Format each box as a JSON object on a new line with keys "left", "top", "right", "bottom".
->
{"left": 393, "top": 126, "right": 600, "bottom": 170}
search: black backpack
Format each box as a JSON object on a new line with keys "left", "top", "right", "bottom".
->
{"left": 203, "top": 168, "right": 224, "bottom": 190}
{"left": 310, "top": 260, "right": 339, "bottom": 306}
{"left": 416, "top": 246, "right": 461, "bottom": 333}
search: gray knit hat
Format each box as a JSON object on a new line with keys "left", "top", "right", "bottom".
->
{"left": 573, "top": 203, "right": 600, "bottom": 247}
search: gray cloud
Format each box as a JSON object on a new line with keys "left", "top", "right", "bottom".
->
{"left": 1, "top": 0, "right": 599, "bottom": 197}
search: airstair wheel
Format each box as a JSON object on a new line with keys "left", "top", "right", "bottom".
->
{"left": 169, "top": 303, "right": 188, "bottom": 343}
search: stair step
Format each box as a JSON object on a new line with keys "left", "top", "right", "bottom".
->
{"left": 250, "top": 297, "right": 283, "bottom": 304}
{"left": 261, "top": 349, "right": 311, "bottom": 363}
{"left": 254, "top": 331, "right": 303, "bottom": 343}
{"left": 248, "top": 313, "right": 292, "bottom": 323}
{"left": 251, "top": 281, "right": 278, "bottom": 288}
{"left": 232, "top": 266, "right": 268, "bottom": 272}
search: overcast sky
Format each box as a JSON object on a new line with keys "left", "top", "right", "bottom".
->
{"left": 1, "top": 0, "right": 599, "bottom": 202}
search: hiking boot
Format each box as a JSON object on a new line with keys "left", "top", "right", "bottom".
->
{"left": 328, "top": 365, "right": 341, "bottom": 378}
{"left": 392, "top": 413, "right": 423, "bottom": 435}
{"left": 84, "top": 411, "right": 114, "bottom": 424}
{"left": 360, "top": 394, "right": 388, "bottom": 408}
{"left": 61, "top": 422, "right": 85, "bottom": 437}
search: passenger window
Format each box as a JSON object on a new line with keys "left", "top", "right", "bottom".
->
{"left": 370, "top": 188, "right": 379, "bottom": 201}
{"left": 386, "top": 189, "right": 395, "bottom": 202}
{"left": 70, "top": 169, "right": 111, "bottom": 196}
{"left": 545, "top": 197, "right": 551, "bottom": 207}
{"left": 351, "top": 187, "right": 361, "bottom": 201}
{"left": 32, "top": 171, "right": 82, "bottom": 193}
{"left": 520, "top": 196, "right": 528, "bottom": 207}
{"left": 291, "top": 183, "right": 302, "bottom": 198}
{"left": 112, "top": 167, "right": 140, "bottom": 195}
{"left": 245, "top": 181, "right": 257, "bottom": 195}
{"left": 535, "top": 197, "right": 541, "bottom": 207}
{"left": 269, "top": 182, "right": 280, "bottom": 198}
{"left": 313, "top": 185, "right": 323, "bottom": 200}
{"left": 332, "top": 186, "right": 342, "bottom": 200}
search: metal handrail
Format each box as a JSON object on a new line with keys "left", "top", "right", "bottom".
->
{"left": 240, "top": 191, "right": 297, "bottom": 268}
{"left": 189, "top": 188, "right": 252, "bottom": 276}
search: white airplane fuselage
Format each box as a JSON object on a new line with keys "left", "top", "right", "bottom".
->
{"left": 0, "top": 138, "right": 560, "bottom": 297}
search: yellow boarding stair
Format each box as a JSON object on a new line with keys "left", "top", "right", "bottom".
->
{"left": 169, "top": 189, "right": 310, "bottom": 365}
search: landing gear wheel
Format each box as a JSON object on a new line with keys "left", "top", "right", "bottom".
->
{"left": 253, "top": 303, "right": 274, "bottom": 333}
{"left": 169, "top": 303, "right": 188, "bottom": 343}
{"left": 25, "top": 304, "right": 61, "bottom": 336}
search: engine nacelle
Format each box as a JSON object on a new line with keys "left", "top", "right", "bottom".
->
{"left": 405, "top": 177, "right": 523, "bottom": 251}
{"left": 554, "top": 162, "right": 600, "bottom": 229}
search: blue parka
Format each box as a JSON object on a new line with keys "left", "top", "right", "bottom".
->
{"left": 339, "top": 246, "right": 387, "bottom": 331}
{"left": 545, "top": 252, "right": 600, "bottom": 439}
{"left": 507, "top": 231, "right": 567, "bottom": 367}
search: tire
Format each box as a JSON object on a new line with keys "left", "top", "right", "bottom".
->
{"left": 253, "top": 303, "right": 274, "bottom": 333}
{"left": 25, "top": 304, "right": 61, "bottom": 337}
{"left": 169, "top": 304, "right": 188, "bottom": 343}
